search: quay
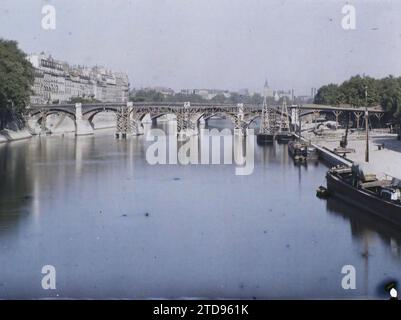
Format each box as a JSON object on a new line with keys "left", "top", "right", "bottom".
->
{"left": 298, "top": 127, "right": 401, "bottom": 181}
{"left": 317, "top": 134, "right": 401, "bottom": 180}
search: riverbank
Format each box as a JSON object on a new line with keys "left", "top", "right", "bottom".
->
{"left": 0, "top": 129, "right": 32, "bottom": 143}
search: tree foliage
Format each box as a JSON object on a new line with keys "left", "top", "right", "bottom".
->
{"left": 130, "top": 90, "right": 165, "bottom": 102}
{"left": 314, "top": 84, "right": 343, "bottom": 106}
{"left": 68, "top": 97, "right": 101, "bottom": 104}
{"left": 165, "top": 93, "right": 204, "bottom": 103}
{"left": 129, "top": 89, "right": 268, "bottom": 105}
{"left": 377, "top": 76, "right": 401, "bottom": 119}
{"left": 0, "top": 39, "right": 34, "bottom": 129}
{"left": 314, "top": 74, "right": 401, "bottom": 119}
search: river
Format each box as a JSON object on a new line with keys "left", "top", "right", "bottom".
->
{"left": 0, "top": 119, "right": 400, "bottom": 299}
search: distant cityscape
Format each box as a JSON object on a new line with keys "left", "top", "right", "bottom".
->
{"left": 132, "top": 80, "right": 318, "bottom": 103}
{"left": 27, "top": 53, "right": 317, "bottom": 105}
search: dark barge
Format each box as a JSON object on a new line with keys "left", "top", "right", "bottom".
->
{"left": 275, "top": 132, "right": 294, "bottom": 143}
{"left": 288, "top": 141, "right": 318, "bottom": 163}
{"left": 326, "top": 166, "right": 401, "bottom": 226}
{"left": 256, "top": 133, "right": 275, "bottom": 145}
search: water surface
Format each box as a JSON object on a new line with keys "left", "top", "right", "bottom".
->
{"left": 0, "top": 121, "right": 400, "bottom": 299}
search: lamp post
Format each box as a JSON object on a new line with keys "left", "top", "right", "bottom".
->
{"left": 364, "top": 85, "right": 369, "bottom": 162}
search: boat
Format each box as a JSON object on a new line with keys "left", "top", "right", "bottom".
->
{"left": 326, "top": 165, "right": 401, "bottom": 226}
{"left": 276, "top": 132, "right": 294, "bottom": 143}
{"left": 288, "top": 141, "right": 318, "bottom": 162}
{"left": 256, "top": 133, "right": 274, "bottom": 145}
{"left": 288, "top": 141, "right": 307, "bottom": 162}
{"left": 316, "top": 186, "right": 330, "bottom": 198}
{"left": 306, "top": 145, "right": 319, "bottom": 160}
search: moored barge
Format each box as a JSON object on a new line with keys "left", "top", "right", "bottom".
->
{"left": 288, "top": 141, "right": 318, "bottom": 163}
{"left": 326, "top": 166, "right": 401, "bottom": 226}
{"left": 276, "top": 132, "right": 294, "bottom": 143}
{"left": 256, "top": 133, "right": 275, "bottom": 145}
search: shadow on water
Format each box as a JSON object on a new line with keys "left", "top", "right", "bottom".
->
{"left": 0, "top": 142, "right": 33, "bottom": 235}
{"left": 326, "top": 196, "right": 401, "bottom": 251}
{"left": 326, "top": 196, "right": 401, "bottom": 298}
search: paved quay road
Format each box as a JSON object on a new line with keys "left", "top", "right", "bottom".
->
{"left": 316, "top": 133, "right": 401, "bottom": 179}
{"left": 0, "top": 122, "right": 400, "bottom": 299}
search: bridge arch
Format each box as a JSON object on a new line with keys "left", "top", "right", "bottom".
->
{"left": 29, "top": 108, "right": 76, "bottom": 120}
{"left": 149, "top": 113, "right": 173, "bottom": 121}
{"left": 299, "top": 109, "right": 333, "bottom": 119}
{"left": 244, "top": 114, "right": 261, "bottom": 129}
{"left": 27, "top": 109, "right": 77, "bottom": 133}
{"left": 84, "top": 107, "right": 119, "bottom": 124}
{"left": 243, "top": 109, "right": 291, "bottom": 129}
{"left": 30, "top": 109, "right": 76, "bottom": 125}
{"left": 196, "top": 112, "right": 237, "bottom": 126}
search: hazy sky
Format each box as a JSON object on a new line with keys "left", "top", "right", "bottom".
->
{"left": 1, "top": 0, "right": 401, "bottom": 95}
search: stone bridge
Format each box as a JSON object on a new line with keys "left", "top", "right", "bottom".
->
{"left": 25, "top": 102, "right": 384, "bottom": 139}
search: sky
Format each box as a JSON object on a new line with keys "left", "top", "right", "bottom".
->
{"left": 1, "top": 0, "right": 401, "bottom": 95}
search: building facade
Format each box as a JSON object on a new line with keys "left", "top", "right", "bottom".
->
{"left": 273, "top": 89, "right": 294, "bottom": 102}
{"left": 262, "top": 79, "right": 274, "bottom": 98}
{"left": 27, "top": 53, "right": 129, "bottom": 104}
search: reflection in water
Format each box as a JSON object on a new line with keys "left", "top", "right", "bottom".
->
{"left": 326, "top": 197, "right": 401, "bottom": 256}
{"left": 260, "top": 142, "right": 276, "bottom": 166}
{"left": 0, "top": 121, "right": 400, "bottom": 299}
{"left": 327, "top": 196, "right": 401, "bottom": 297}
{"left": 0, "top": 142, "right": 33, "bottom": 235}
{"left": 145, "top": 121, "right": 255, "bottom": 173}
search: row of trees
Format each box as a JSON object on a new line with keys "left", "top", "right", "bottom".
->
{"left": 129, "top": 89, "right": 270, "bottom": 105}
{"left": 129, "top": 89, "right": 298, "bottom": 105}
{"left": 68, "top": 97, "right": 101, "bottom": 104}
{"left": 314, "top": 75, "right": 401, "bottom": 119}
{"left": 0, "top": 39, "right": 34, "bottom": 129}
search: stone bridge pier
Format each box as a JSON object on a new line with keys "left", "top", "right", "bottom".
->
{"left": 75, "top": 103, "right": 95, "bottom": 136}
